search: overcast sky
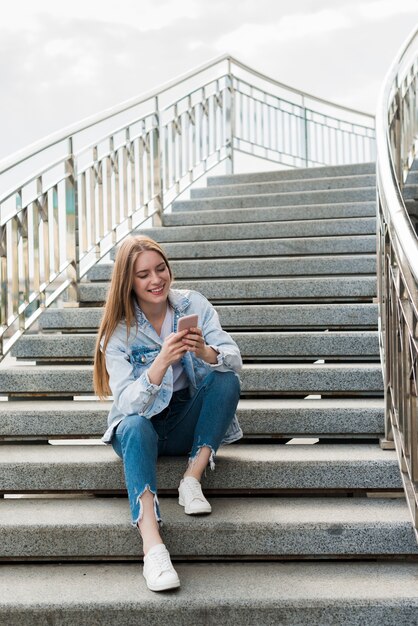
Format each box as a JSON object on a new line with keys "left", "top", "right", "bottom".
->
{"left": 0, "top": 0, "right": 417, "bottom": 161}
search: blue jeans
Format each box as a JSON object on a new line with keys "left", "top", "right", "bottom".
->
{"left": 112, "top": 370, "right": 240, "bottom": 526}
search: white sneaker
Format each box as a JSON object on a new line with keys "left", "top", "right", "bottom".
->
{"left": 143, "top": 544, "right": 180, "bottom": 592}
{"left": 178, "top": 476, "right": 212, "bottom": 515}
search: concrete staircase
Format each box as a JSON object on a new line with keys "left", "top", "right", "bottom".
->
{"left": 1, "top": 162, "right": 418, "bottom": 624}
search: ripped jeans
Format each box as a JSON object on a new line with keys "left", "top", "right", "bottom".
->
{"left": 111, "top": 370, "right": 241, "bottom": 527}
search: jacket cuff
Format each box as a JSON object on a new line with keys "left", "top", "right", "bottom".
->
{"left": 143, "top": 370, "right": 163, "bottom": 392}
{"left": 207, "top": 345, "right": 225, "bottom": 368}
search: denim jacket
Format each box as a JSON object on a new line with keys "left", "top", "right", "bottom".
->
{"left": 101, "top": 288, "right": 243, "bottom": 445}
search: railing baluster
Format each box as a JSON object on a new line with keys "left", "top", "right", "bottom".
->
{"left": 0, "top": 225, "right": 7, "bottom": 351}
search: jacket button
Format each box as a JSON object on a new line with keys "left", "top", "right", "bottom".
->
{"left": 141, "top": 355, "right": 146, "bottom": 363}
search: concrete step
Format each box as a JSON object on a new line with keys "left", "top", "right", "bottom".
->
{"left": 1, "top": 496, "right": 416, "bottom": 559}
{"left": 0, "top": 398, "right": 384, "bottom": 439}
{"left": 0, "top": 363, "right": 383, "bottom": 396}
{"left": 79, "top": 276, "right": 377, "bottom": 305}
{"left": 12, "top": 331, "right": 380, "bottom": 363}
{"left": 87, "top": 255, "right": 376, "bottom": 282}
{"left": 172, "top": 188, "right": 375, "bottom": 212}
{"left": 402, "top": 184, "right": 418, "bottom": 200}
{"left": 132, "top": 218, "right": 376, "bottom": 243}
{"left": 1, "top": 561, "right": 418, "bottom": 626}
{"left": 191, "top": 175, "right": 376, "bottom": 198}
{"left": 111, "top": 235, "right": 376, "bottom": 260}
{"left": 163, "top": 201, "right": 376, "bottom": 226}
{"left": 39, "top": 303, "right": 378, "bottom": 332}
{"left": 0, "top": 443, "right": 401, "bottom": 492}
{"left": 207, "top": 162, "right": 376, "bottom": 186}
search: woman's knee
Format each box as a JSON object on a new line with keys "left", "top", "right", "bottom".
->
{"left": 117, "top": 413, "right": 157, "bottom": 445}
{"left": 210, "top": 370, "right": 240, "bottom": 395}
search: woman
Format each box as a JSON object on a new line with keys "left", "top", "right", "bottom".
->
{"left": 93, "top": 235, "right": 242, "bottom": 592}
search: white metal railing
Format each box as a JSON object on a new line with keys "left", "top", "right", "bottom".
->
{"left": 376, "top": 27, "right": 418, "bottom": 539}
{"left": 0, "top": 54, "right": 375, "bottom": 356}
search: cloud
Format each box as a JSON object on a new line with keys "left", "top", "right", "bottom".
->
{"left": 356, "top": 0, "right": 418, "bottom": 20}
{"left": 2, "top": 0, "right": 203, "bottom": 33}
{"left": 0, "top": 0, "right": 416, "bottom": 160}
{"left": 214, "top": 10, "right": 352, "bottom": 55}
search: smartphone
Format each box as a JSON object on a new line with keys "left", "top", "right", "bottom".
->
{"left": 177, "top": 314, "right": 198, "bottom": 332}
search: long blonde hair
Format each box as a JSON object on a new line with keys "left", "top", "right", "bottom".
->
{"left": 93, "top": 235, "right": 172, "bottom": 399}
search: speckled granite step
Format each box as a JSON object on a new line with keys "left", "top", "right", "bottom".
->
{"left": 208, "top": 162, "right": 376, "bottom": 186}
{"left": 0, "top": 443, "right": 401, "bottom": 492}
{"left": 0, "top": 363, "right": 383, "bottom": 396}
{"left": 111, "top": 235, "right": 377, "bottom": 259}
{"left": 12, "top": 331, "right": 380, "bottom": 363}
{"left": 87, "top": 254, "right": 376, "bottom": 281}
{"left": 1, "top": 497, "right": 415, "bottom": 559}
{"left": 79, "top": 276, "right": 377, "bottom": 305}
{"left": 39, "top": 303, "right": 378, "bottom": 332}
{"left": 191, "top": 175, "right": 376, "bottom": 198}
{"left": 163, "top": 201, "right": 376, "bottom": 226}
{"left": 0, "top": 398, "right": 384, "bottom": 439}
{"left": 1, "top": 561, "right": 418, "bottom": 626}
{"left": 172, "top": 188, "right": 375, "bottom": 212}
{"left": 129, "top": 217, "right": 376, "bottom": 242}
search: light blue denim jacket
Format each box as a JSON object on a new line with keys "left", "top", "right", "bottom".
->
{"left": 101, "top": 288, "right": 243, "bottom": 445}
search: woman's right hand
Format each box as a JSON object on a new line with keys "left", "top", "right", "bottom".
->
{"left": 158, "top": 330, "right": 189, "bottom": 367}
{"left": 147, "top": 330, "right": 189, "bottom": 385}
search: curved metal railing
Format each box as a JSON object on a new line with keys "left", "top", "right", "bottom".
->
{"left": 0, "top": 54, "right": 375, "bottom": 356}
{"left": 376, "top": 27, "right": 418, "bottom": 538}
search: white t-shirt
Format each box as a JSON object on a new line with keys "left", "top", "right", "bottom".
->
{"left": 160, "top": 306, "right": 189, "bottom": 392}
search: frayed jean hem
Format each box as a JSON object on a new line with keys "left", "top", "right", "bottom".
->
{"left": 131, "top": 484, "right": 163, "bottom": 528}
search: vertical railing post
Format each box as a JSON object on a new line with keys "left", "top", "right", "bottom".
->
{"left": 65, "top": 137, "right": 79, "bottom": 304}
{"left": 302, "top": 95, "right": 309, "bottom": 166}
{"left": 152, "top": 96, "right": 163, "bottom": 226}
{"left": 394, "top": 79, "right": 404, "bottom": 188}
{"left": 225, "top": 59, "right": 234, "bottom": 175}
{"left": 0, "top": 225, "right": 7, "bottom": 355}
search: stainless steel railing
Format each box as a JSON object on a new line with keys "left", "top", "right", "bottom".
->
{"left": 0, "top": 54, "right": 375, "bottom": 357}
{"left": 376, "top": 28, "right": 418, "bottom": 538}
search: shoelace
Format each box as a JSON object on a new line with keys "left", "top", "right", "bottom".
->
{"left": 148, "top": 549, "right": 173, "bottom": 575}
{"left": 183, "top": 480, "right": 205, "bottom": 502}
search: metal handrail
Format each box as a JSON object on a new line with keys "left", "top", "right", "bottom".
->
{"left": 0, "top": 54, "right": 374, "bottom": 175}
{"left": 376, "top": 26, "right": 418, "bottom": 538}
{"left": 0, "top": 55, "right": 376, "bottom": 357}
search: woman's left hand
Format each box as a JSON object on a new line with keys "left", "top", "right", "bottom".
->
{"left": 181, "top": 327, "right": 218, "bottom": 364}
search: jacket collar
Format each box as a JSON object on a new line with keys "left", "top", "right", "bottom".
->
{"left": 133, "top": 288, "right": 191, "bottom": 326}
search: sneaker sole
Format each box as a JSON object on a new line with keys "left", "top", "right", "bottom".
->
{"left": 144, "top": 576, "right": 181, "bottom": 592}
{"left": 178, "top": 497, "right": 212, "bottom": 514}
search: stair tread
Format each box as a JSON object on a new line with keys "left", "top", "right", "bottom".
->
{"left": 0, "top": 397, "right": 384, "bottom": 439}
{"left": 1, "top": 496, "right": 411, "bottom": 526}
{"left": 207, "top": 162, "right": 376, "bottom": 185}
{"left": 1, "top": 561, "right": 417, "bottom": 622}
{"left": 0, "top": 361, "right": 384, "bottom": 372}
{"left": 2, "top": 497, "right": 417, "bottom": 559}
{"left": 0, "top": 442, "right": 397, "bottom": 464}
{"left": 0, "top": 443, "right": 401, "bottom": 492}
{"left": 0, "top": 397, "right": 385, "bottom": 414}
{"left": 137, "top": 217, "right": 376, "bottom": 243}
{"left": 164, "top": 202, "right": 376, "bottom": 226}
{"left": 191, "top": 176, "right": 376, "bottom": 198}
{"left": 87, "top": 255, "right": 377, "bottom": 280}
{"left": 173, "top": 188, "right": 375, "bottom": 212}
{"left": 39, "top": 303, "right": 379, "bottom": 331}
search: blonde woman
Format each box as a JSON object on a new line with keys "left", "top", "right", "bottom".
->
{"left": 93, "top": 235, "right": 242, "bottom": 591}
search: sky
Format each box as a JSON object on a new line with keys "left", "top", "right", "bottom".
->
{"left": 0, "top": 0, "right": 417, "bottom": 161}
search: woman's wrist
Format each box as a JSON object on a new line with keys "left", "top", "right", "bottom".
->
{"left": 147, "top": 353, "right": 168, "bottom": 386}
{"left": 202, "top": 345, "right": 219, "bottom": 364}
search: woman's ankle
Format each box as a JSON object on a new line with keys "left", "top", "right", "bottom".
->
{"left": 142, "top": 537, "right": 164, "bottom": 556}
{"left": 137, "top": 520, "right": 163, "bottom": 556}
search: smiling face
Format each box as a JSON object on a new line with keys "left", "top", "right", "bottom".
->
{"left": 132, "top": 250, "right": 172, "bottom": 312}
